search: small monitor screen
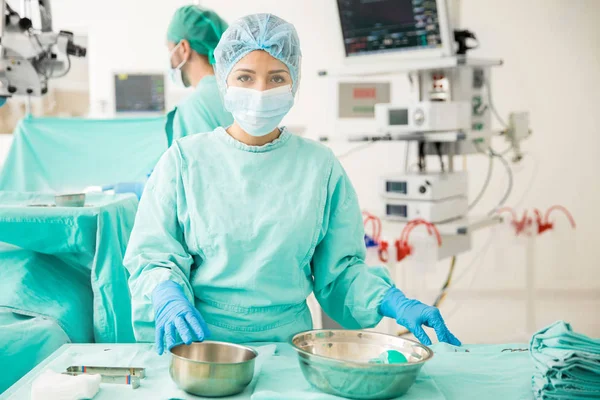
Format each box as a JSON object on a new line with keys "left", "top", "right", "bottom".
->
{"left": 115, "top": 74, "right": 165, "bottom": 113}
{"left": 386, "top": 181, "right": 407, "bottom": 194}
{"left": 387, "top": 204, "right": 408, "bottom": 217}
{"left": 337, "top": 0, "right": 443, "bottom": 57}
{"left": 389, "top": 109, "right": 409, "bottom": 126}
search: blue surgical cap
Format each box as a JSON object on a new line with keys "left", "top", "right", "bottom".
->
{"left": 214, "top": 14, "right": 302, "bottom": 95}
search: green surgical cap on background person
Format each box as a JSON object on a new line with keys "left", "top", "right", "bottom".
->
{"left": 214, "top": 13, "right": 302, "bottom": 95}
{"left": 167, "top": 6, "right": 228, "bottom": 65}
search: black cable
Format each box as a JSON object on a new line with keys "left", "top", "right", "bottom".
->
{"left": 418, "top": 141, "right": 426, "bottom": 172}
{"left": 434, "top": 142, "right": 444, "bottom": 172}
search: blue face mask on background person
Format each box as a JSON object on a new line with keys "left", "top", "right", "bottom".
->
{"left": 169, "top": 42, "right": 187, "bottom": 88}
{"left": 224, "top": 84, "right": 294, "bottom": 136}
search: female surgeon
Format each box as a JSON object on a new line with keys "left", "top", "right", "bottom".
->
{"left": 124, "top": 14, "right": 461, "bottom": 355}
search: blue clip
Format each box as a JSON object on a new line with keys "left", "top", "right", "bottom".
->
{"left": 364, "top": 235, "right": 378, "bottom": 248}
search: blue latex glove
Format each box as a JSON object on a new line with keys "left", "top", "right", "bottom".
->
{"left": 152, "top": 280, "right": 210, "bottom": 355}
{"left": 380, "top": 287, "right": 461, "bottom": 346}
{"left": 0, "top": 97, "right": 7, "bottom": 107}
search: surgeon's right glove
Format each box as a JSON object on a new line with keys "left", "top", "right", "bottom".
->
{"left": 152, "top": 280, "right": 211, "bottom": 355}
{"left": 379, "top": 287, "right": 461, "bottom": 346}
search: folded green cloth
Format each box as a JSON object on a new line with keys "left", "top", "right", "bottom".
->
{"left": 532, "top": 350, "right": 600, "bottom": 379}
{"left": 532, "top": 347, "right": 600, "bottom": 367}
{"left": 530, "top": 321, "right": 600, "bottom": 400}
{"left": 533, "top": 373, "right": 600, "bottom": 399}
{"left": 530, "top": 321, "right": 600, "bottom": 355}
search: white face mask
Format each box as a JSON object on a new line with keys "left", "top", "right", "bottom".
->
{"left": 168, "top": 42, "right": 187, "bottom": 88}
{"left": 224, "top": 85, "right": 294, "bottom": 137}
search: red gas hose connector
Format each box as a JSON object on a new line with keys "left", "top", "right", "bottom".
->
{"left": 395, "top": 219, "right": 442, "bottom": 262}
{"left": 544, "top": 205, "right": 576, "bottom": 232}
{"left": 497, "top": 206, "right": 575, "bottom": 236}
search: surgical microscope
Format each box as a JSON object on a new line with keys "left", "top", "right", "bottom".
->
{"left": 0, "top": 0, "right": 86, "bottom": 108}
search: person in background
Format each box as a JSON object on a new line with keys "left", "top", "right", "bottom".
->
{"left": 165, "top": 5, "right": 234, "bottom": 146}
{"left": 125, "top": 13, "right": 461, "bottom": 355}
{"left": 104, "top": 6, "right": 233, "bottom": 199}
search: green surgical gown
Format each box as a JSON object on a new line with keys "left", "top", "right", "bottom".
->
{"left": 124, "top": 127, "right": 393, "bottom": 344}
{"left": 165, "top": 75, "right": 233, "bottom": 146}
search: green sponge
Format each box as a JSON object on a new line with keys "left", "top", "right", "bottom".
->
{"left": 369, "top": 350, "right": 408, "bottom": 364}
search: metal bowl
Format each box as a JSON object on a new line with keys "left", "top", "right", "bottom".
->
{"left": 169, "top": 341, "right": 257, "bottom": 397}
{"left": 55, "top": 193, "right": 86, "bottom": 207}
{"left": 291, "top": 330, "right": 433, "bottom": 400}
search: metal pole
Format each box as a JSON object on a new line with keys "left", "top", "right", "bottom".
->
{"left": 525, "top": 235, "right": 536, "bottom": 335}
{"left": 448, "top": 143, "right": 455, "bottom": 172}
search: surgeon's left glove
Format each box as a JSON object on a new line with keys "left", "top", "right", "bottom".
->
{"left": 379, "top": 287, "right": 461, "bottom": 346}
{"left": 152, "top": 280, "right": 211, "bottom": 355}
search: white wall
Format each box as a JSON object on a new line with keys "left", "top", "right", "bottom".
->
{"left": 32, "top": 0, "right": 600, "bottom": 342}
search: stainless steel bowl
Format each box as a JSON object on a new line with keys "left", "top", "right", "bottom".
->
{"left": 169, "top": 341, "right": 257, "bottom": 397}
{"left": 292, "top": 330, "right": 433, "bottom": 400}
{"left": 55, "top": 193, "right": 86, "bottom": 207}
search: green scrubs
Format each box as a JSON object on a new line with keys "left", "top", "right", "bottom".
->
{"left": 124, "top": 127, "right": 393, "bottom": 344}
{"left": 165, "top": 75, "right": 233, "bottom": 146}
